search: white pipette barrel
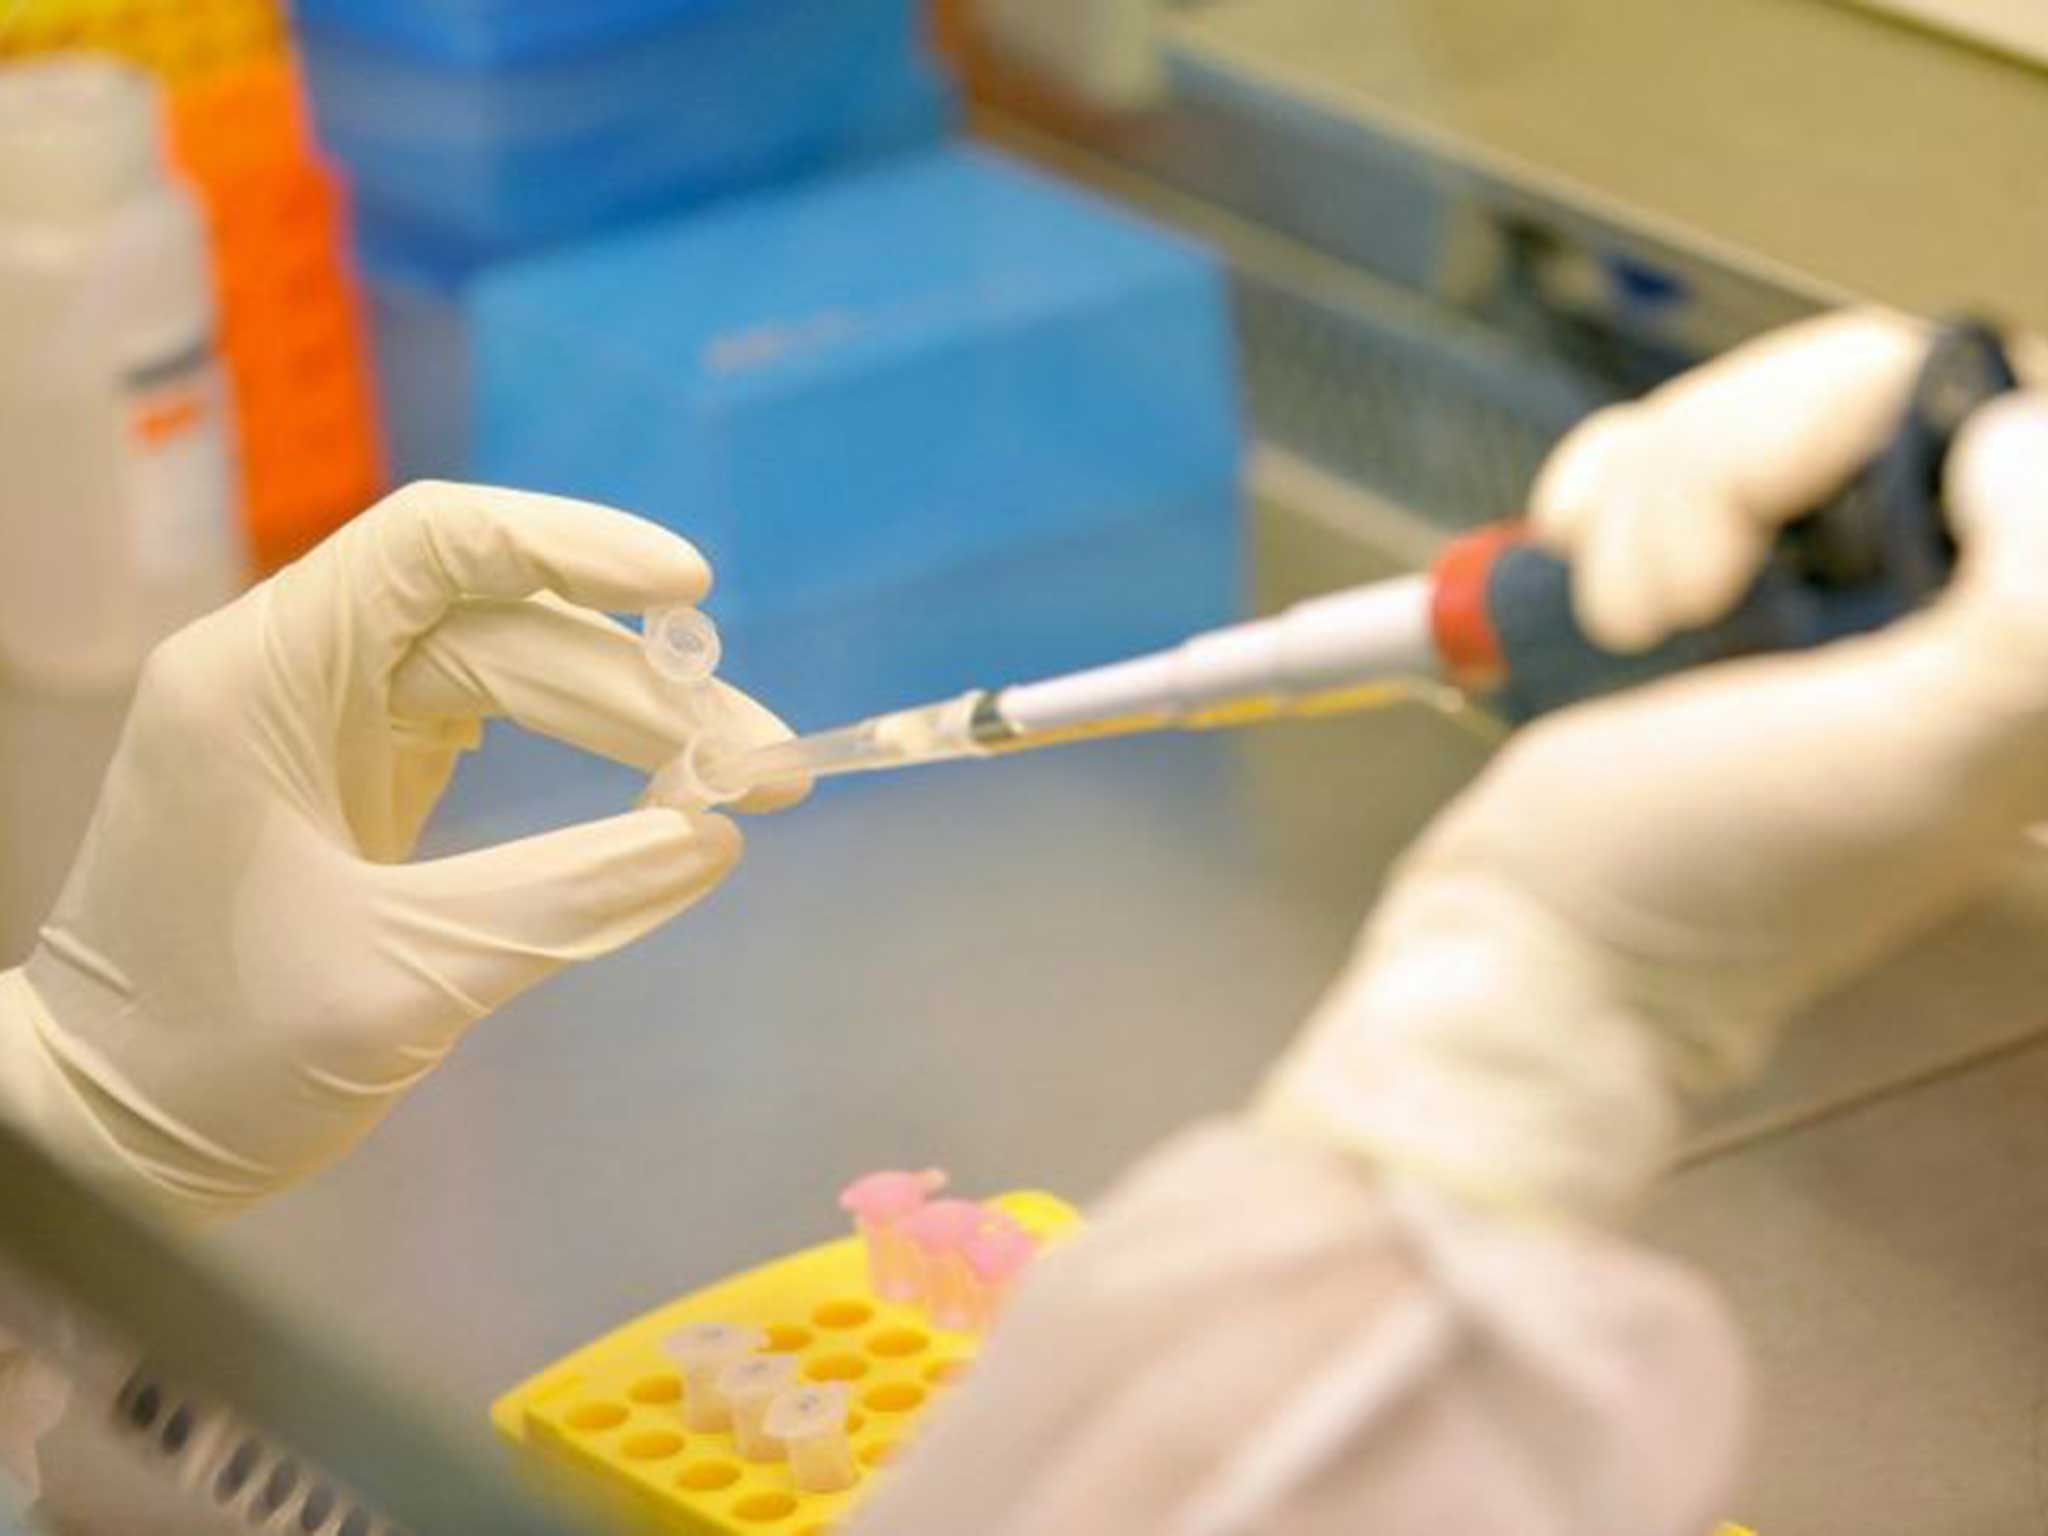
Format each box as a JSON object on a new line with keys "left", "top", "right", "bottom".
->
{"left": 642, "top": 573, "right": 1438, "bottom": 809}
{"left": 992, "top": 574, "right": 1434, "bottom": 734}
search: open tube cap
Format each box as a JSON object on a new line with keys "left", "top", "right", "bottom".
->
{"left": 643, "top": 606, "right": 722, "bottom": 684}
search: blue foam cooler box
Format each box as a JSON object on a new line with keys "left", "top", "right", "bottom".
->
{"left": 302, "top": 0, "right": 954, "bottom": 261}
{"left": 472, "top": 144, "right": 1245, "bottom": 730}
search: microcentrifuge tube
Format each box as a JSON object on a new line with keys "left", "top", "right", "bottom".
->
{"left": 718, "top": 1353, "right": 801, "bottom": 1462}
{"left": 663, "top": 1322, "right": 763, "bottom": 1431}
{"left": 962, "top": 1212, "right": 1038, "bottom": 1332}
{"left": 899, "top": 1199, "right": 989, "bottom": 1330}
{"left": 643, "top": 605, "right": 722, "bottom": 690}
{"left": 840, "top": 1169, "right": 948, "bottom": 1302}
{"left": 640, "top": 606, "right": 750, "bottom": 811}
{"left": 764, "top": 1383, "right": 858, "bottom": 1494}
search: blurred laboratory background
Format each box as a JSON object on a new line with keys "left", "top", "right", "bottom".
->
{"left": 0, "top": 1, "right": 2044, "bottom": 1532}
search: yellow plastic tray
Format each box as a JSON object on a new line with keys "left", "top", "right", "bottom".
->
{"left": 492, "top": 1191, "right": 1079, "bottom": 1536}
{"left": 496, "top": 1189, "right": 1756, "bottom": 1535}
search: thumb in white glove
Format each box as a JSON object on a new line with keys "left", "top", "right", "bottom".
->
{"left": 1261, "top": 345, "right": 2048, "bottom": 1221}
{"left": 0, "top": 481, "right": 805, "bottom": 1221}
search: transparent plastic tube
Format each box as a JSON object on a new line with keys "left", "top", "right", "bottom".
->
{"left": 663, "top": 1322, "right": 763, "bottom": 1431}
{"left": 765, "top": 1383, "right": 857, "bottom": 1493}
{"left": 841, "top": 1169, "right": 948, "bottom": 1302}
{"left": 719, "top": 1354, "right": 800, "bottom": 1462}
{"left": 646, "top": 691, "right": 990, "bottom": 811}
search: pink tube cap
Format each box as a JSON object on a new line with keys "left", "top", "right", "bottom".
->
{"left": 839, "top": 1168, "right": 947, "bottom": 1222}
{"left": 899, "top": 1198, "right": 993, "bottom": 1253}
{"left": 963, "top": 1214, "right": 1038, "bottom": 1282}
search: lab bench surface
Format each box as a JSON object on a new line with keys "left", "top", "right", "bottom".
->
{"left": 40, "top": 495, "right": 2048, "bottom": 1532}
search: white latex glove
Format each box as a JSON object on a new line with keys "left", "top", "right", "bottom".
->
{"left": 0, "top": 481, "right": 804, "bottom": 1223}
{"left": 1260, "top": 326, "right": 2048, "bottom": 1220}
{"left": 859, "top": 318, "right": 2048, "bottom": 1536}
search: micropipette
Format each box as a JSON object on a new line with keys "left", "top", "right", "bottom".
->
{"left": 646, "top": 321, "right": 2016, "bottom": 811}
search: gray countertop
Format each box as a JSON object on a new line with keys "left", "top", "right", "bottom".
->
{"left": 32, "top": 494, "right": 2048, "bottom": 1531}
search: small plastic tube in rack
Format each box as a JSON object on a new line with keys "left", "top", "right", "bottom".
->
{"left": 663, "top": 1322, "right": 763, "bottom": 1431}
{"left": 899, "top": 1199, "right": 991, "bottom": 1330}
{"left": 718, "top": 1353, "right": 801, "bottom": 1462}
{"left": 962, "top": 1212, "right": 1038, "bottom": 1331}
{"left": 764, "top": 1382, "right": 858, "bottom": 1494}
{"left": 839, "top": 1169, "right": 947, "bottom": 1302}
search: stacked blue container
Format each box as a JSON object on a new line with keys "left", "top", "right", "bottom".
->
{"left": 299, "top": 0, "right": 954, "bottom": 262}
{"left": 475, "top": 145, "right": 1245, "bottom": 730}
{"left": 300, "top": 0, "right": 958, "bottom": 477}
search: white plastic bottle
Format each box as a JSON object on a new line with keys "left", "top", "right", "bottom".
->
{"left": 0, "top": 56, "right": 246, "bottom": 958}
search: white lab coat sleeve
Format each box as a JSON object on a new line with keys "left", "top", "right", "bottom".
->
{"left": 846, "top": 1120, "right": 1745, "bottom": 1536}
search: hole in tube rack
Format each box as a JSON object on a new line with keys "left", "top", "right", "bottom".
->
{"left": 862, "top": 1383, "right": 924, "bottom": 1414}
{"left": 859, "top": 1441, "right": 896, "bottom": 1467}
{"left": 259, "top": 1457, "right": 300, "bottom": 1516}
{"left": 629, "top": 1374, "right": 682, "bottom": 1405}
{"left": 622, "top": 1430, "right": 684, "bottom": 1461}
{"left": 565, "top": 1401, "right": 628, "bottom": 1432}
{"left": 845, "top": 1411, "right": 867, "bottom": 1434}
{"left": 805, "top": 1354, "right": 867, "bottom": 1383}
{"left": 765, "top": 1323, "right": 813, "bottom": 1352}
{"left": 160, "top": 1404, "right": 194, "bottom": 1453}
{"left": 214, "top": 1437, "right": 262, "bottom": 1503}
{"left": 811, "top": 1301, "right": 874, "bottom": 1330}
{"left": 733, "top": 1491, "right": 799, "bottom": 1524}
{"left": 923, "top": 1360, "right": 966, "bottom": 1385}
{"left": 677, "top": 1460, "right": 741, "bottom": 1492}
{"left": 336, "top": 1510, "right": 372, "bottom": 1536}
{"left": 866, "top": 1329, "right": 927, "bottom": 1359}
{"left": 299, "top": 1483, "right": 336, "bottom": 1531}
{"left": 126, "top": 1382, "right": 162, "bottom": 1430}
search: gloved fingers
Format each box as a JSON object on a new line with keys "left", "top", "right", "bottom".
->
{"left": 1944, "top": 392, "right": 2048, "bottom": 633}
{"left": 1529, "top": 309, "right": 1926, "bottom": 651}
{"left": 383, "top": 733, "right": 470, "bottom": 857}
{"left": 283, "top": 480, "right": 713, "bottom": 680}
{"left": 1532, "top": 405, "right": 1670, "bottom": 652}
{"left": 1536, "top": 407, "right": 1719, "bottom": 652}
{"left": 1528, "top": 403, "right": 1636, "bottom": 547}
{"left": 386, "top": 593, "right": 811, "bottom": 811}
{"left": 375, "top": 808, "right": 744, "bottom": 1025}
{"left": 1641, "top": 484, "right": 1773, "bottom": 637}
{"left": 1573, "top": 453, "right": 1668, "bottom": 653}
{"left": 1684, "top": 308, "right": 1926, "bottom": 516}
{"left": 2011, "top": 333, "right": 2048, "bottom": 391}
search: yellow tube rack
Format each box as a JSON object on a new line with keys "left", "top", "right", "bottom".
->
{"left": 491, "top": 1191, "right": 1078, "bottom": 1536}
{"left": 494, "top": 1188, "right": 1759, "bottom": 1536}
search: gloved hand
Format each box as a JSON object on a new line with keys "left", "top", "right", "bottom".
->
{"left": 1529, "top": 308, "right": 1932, "bottom": 651}
{"left": 0, "top": 481, "right": 803, "bottom": 1222}
{"left": 1259, "top": 317, "right": 2048, "bottom": 1221}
